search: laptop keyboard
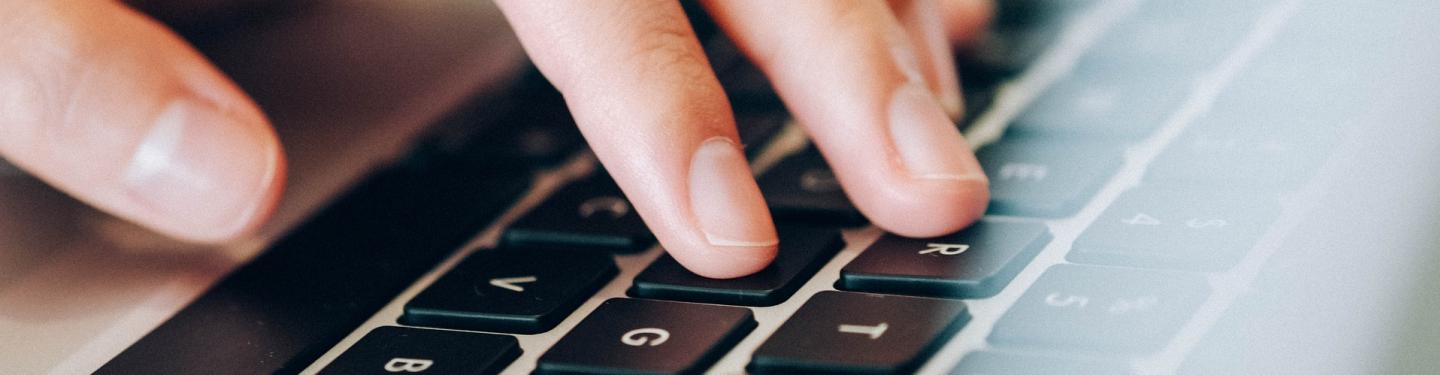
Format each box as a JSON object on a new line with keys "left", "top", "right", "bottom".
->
{"left": 99, "top": 0, "right": 1358, "bottom": 373}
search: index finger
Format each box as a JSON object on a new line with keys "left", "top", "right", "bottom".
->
{"left": 496, "top": 0, "right": 777, "bottom": 279}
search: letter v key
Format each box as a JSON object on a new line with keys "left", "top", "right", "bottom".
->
{"left": 489, "top": 276, "right": 538, "bottom": 292}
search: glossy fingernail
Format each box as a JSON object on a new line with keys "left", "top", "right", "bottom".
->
{"left": 888, "top": 83, "right": 986, "bottom": 182}
{"left": 688, "top": 137, "right": 779, "bottom": 248}
{"left": 123, "top": 99, "right": 280, "bottom": 241}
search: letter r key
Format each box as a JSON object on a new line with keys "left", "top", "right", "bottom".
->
{"left": 918, "top": 243, "right": 970, "bottom": 256}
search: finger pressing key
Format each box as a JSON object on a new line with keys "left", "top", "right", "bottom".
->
{"left": 703, "top": 0, "right": 990, "bottom": 238}
{"left": 496, "top": 0, "right": 777, "bottom": 278}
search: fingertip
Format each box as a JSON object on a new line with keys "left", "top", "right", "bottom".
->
{"left": 869, "top": 176, "right": 989, "bottom": 238}
{"left": 669, "top": 242, "right": 778, "bottom": 280}
{"left": 943, "top": 0, "right": 996, "bottom": 47}
{"left": 131, "top": 101, "right": 287, "bottom": 243}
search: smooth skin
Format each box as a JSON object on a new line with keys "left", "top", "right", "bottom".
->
{"left": 0, "top": 0, "right": 993, "bottom": 279}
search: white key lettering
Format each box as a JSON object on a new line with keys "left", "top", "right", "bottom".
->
{"left": 999, "top": 163, "right": 1049, "bottom": 182}
{"left": 488, "top": 276, "right": 538, "bottom": 292}
{"left": 384, "top": 358, "right": 434, "bottom": 373}
{"left": 918, "top": 243, "right": 971, "bottom": 256}
{"left": 621, "top": 327, "right": 670, "bottom": 347}
{"left": 1044, "top": 293, "right": 1090, "bottom": 309}
{"left": 837, "top": 322, "right": 889, "bottom": 339}
{"left": 1122, "top": 213, "right": 1162, "bottom": 226}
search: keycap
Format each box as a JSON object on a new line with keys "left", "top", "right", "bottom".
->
{"left": 319, "top": 326, "right": 520, "bottom": 375}
{"left": 1006, "top": 72, "right": 1190, "bottom": 139}
{"left": 419, "top": 74, "right": 583, "bottom": 169}
{"left": 402, "top": 249, "right": 617, "bottom": 334}
{"left": 100, "top": 160, "right": 531, "bottom": 374}
{"left": 1069, "top": 188, "right": 1279, "bottom": 271}
{"left": 630, "top": 225, "right": 844, "bottom": 306}
{"left": 758, "top": 148, "right": 866, "bottom": 225}
{"left": 949, "top": 351, "right": 1131, "bottom": 375}
{"left": 977, "top": 138, "right": 1123, "bottom": 217}
{"left": 840, "top": 220, "right": 1051, "bottom": 298}
{"left": 749, "top": 291, "right": 971, "bottom": 374}
{"left": 1078, "top": 0, "right": 1263, "bottom": 77}
{"left": 989, "top": 265, "right": 1209, "bottom": 355}
{"left": 961, "top": 0, "right": 1080, "bottom": 76}
{"left": 735, "top": 111, "right": 789, "bottom": 156}
{"left": 536, "top": 298, "right": 755, "bottom": 375}
{"left": 504, "top": 174, "right": 654, "bottom": 253}
{"left": 1146, "top": 114, "right": 1339, "bottom": 189}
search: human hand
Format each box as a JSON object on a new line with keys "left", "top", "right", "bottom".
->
{"left": 496, "top": 0, "right": 994, "bottom": 278}
{"left": 0, "top": 0, "right": 992, "bottom": 279}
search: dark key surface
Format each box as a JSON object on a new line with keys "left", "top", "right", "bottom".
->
{"left": 420, "top": 73, "right": 584, "bottom": 169}
{"left": 630, "top": 225, "right": 844, "bottom": 306}
{"left": 99, "top": 161, "right": 531, "bottom": 374}
{"left": 319, "top": 326, "right": 519, "bottom": 375}
{"left": 961, "top": 0, "right": 1084, "bottom": 76}
{"left": 735, "top": 111, "right": 789, "bottom": 156}
{"left": 758, "top": 148, "right": 866, "bottom": 225}
{"left": 749, "top": 291, "right": 971, "bottom": 374}
{"left": 949, "top": 351, "right": 1131, "bottom": 375}
{"left": 504, "top": 174, "right": 654, "bottom": 253}
{"left": 989, "top": 265, "right": 1209, "bottom": 355}
{"left": 1070, "top": 188, "right": 1280, "bottom": 271}
{"left": 402, "top": 249, "right": 617, "bottom": 334}
{"left": 977, "top": 138, "right": 1123, "bottom": 217}
{"left": 1006, "top": 71, "right": 1191, "bottom": 139}
{"left": 536, "top": 298, "right": 755, "bottom": 375}
{"left": 839, "top": 220, "right": 1051, "bottom": 298}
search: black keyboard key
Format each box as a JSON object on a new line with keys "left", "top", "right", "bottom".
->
{"left": 319, "top": 327, "right": 519, "bottom": 375}
{"left": 839, "top": 220, "right": 1050, "bottom": 298}
{"left": 100, "top": 161, "right": 531, "bottom": 374}
{"left": 537, "top": 298, "right": 755, "bottom": 375}
{"left": 1007, "top": 72, "right": 1190, "bottom": 139}
{"left": 749, "top": 291, "right": 970, "bottom": 374}
{"left": 402, "top": 249, "right": 617, "bottom": 334}
{"left": 758, "top": 148, "right": 866, "bottom": 225}
{"left": 1070, "top": 188, "right": 1280, "bottom": 271}
{"left": 735, "top": 111, "right": 789, "bottom": 156}
{"left": 949, "top": 351, "right": 1130, "bottom": 375}
{"left": 505, "top": 175, "right": 654, "bottom": 253}
{"left": 962, "top": 0, "right": 1075, "bottom": 77}
{"left": 630, "top": 225, "right": 843, "bottom": 306}
{"left": 977, "top": 138, "right": 1122, "bottom": 217}
{"left": 989, "top": 265, "right": 1209, "bottom": 355}
{"left": 420, "top": 74, "right": 584, "bottom": 170}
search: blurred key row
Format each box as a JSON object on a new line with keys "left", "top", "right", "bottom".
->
{"left": 316, "top": 0, "right": 1327, "bottom": 372}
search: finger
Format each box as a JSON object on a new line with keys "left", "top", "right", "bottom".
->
{"left": 704, "top": 0, "right": 989, "bottom": 238}
{"left": 939, "top": 0, "right": 995, "bottom": 47}
{"left": 496, "top": 0, "right": 777, "bottom": 278}
{"left": 0, "top": 0, "right": 285, "bottom": 242}
{"left": 890, "top": 0, "right": 965, "bottom": 118}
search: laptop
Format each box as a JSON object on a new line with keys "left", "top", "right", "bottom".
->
{"left": 3, "top": 0, "right": 1439, "bottom": 373}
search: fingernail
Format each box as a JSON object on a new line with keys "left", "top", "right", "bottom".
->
{"left": 688, "top": 137, "right": 779, "bottom": 248}
{"left": 940, "top": 88, "right": 965, "bottom": 120}
{"left": 123, "top": 99, "right": 279, "bottom": 241}
{"left": 888, "top": 83, "right": 986, "bottom": 182}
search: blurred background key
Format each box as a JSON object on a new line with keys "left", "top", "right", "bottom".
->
{"left": 988, "top": 265, "right": 1209, "bottom": 355}
{"left": 977, "top": 138, "right": 1123, "bottom": 217}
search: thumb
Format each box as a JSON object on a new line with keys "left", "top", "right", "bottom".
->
{"left": 0, "top": 0, "right": 284, "bottom": 242}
